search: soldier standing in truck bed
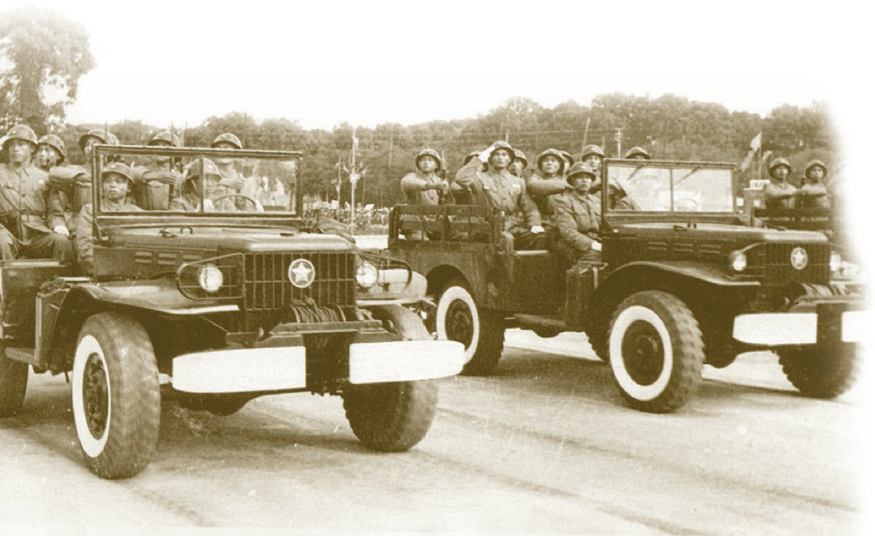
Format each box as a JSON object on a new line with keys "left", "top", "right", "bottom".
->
{"left": 0, "top": 125, "right": 72, "bottom": 261}
{"left": 763, "top": 158, "right": 797, "bottom": 209}
{"left": 454, "top": 141, "right": 545, "bottom": 250}
{"left": 526, "top": 148, "right": 568, "bottom": 223}
{"left": 798, "top": 159, "right": 831, "bottom": 210}
{"left": 400, "top": 148, "right": 448, "bottom": 205}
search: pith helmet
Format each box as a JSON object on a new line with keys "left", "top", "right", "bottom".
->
{"left": 768, "top": 157, "right": 792, "bottom": 175}
{"left": 101, "top": 162, "right": 134, "bottom": 184}
{"left": 38, "top": 134, "right": 67, "bottom": 163}
{"left": 536, "top": 148, "right": 566, "bottom": 173}
{"left": 624, "top": 146, "right": 651, "bottom": 160}
{"left": 211, "top": 132, "right": 243, "bottom": 149}
{"left": 415, "top": 148, "right": 442, "bottom": 171}
{"left": 78, "top": 129, "right": 108, "bottom": 151}
{"left": 561, "top": 150, "right": 575, "bottom": 167}
{"left": 566, "top": 162, "right": 596, "bottom": 184}
{"left": 184, "top": 158, "right": 222, "bottom": 186}
{"left": 513, "top": 149, "right": 528, "bottom": 168}
{"left": 3, "top": 124, "right": 38, "bottom": 150}
{"left": 148, "top": 130, "right": 181, "bottom": 147}
{"left": 485, "top": 141, "right": 514, "bottom": 160}
{"left": 805, "top": 159, "right": 827, "bottom": 178}
{"left": 581, "top": 144, "right": 605, "bottom": 160}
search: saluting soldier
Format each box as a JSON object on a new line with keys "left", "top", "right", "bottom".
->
{"left": 553, "top": 162, "right": 601, "bottom": 263}
{"left": 799, "top": 159, "right": 831, "bottom": 210}
{"left": 763, "top": 158, "right": 797, "bottom": 209}
{"left": 170, "top": 158, "right": 223, "bottom": 212}
{"left": 76, "top": 162, "right": 142, "bottom": 275}
{"left": 454, "top": 141, "right": 545, "bottom": 250}
{"left": 526, "top": 148, "right": 568, "bottom": 222}
{"left": 0, "top": 125, "right": 73, "bottom": 261}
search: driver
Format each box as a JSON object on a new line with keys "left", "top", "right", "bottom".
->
{"left": 76, "top": 162, "right": 142, "bottom": 275}
{"left": 170, "top": 158, "right": 223, "bottom": 212}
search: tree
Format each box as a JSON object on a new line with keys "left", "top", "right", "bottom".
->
{"left": 0, "top": 7, "right": 95, "bottom": 132}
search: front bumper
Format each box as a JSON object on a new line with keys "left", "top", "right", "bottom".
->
{"left": 171, "top": 339, "right": 465, "bottom": 393}
{"left": 733, "top": 308, "right": 869, "bottom": 346}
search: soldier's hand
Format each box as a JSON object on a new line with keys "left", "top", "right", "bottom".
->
{"left": 531, "top": 225, "right": 545, "bottom": 234}
{"left": 591, "top": 241, "right": 602, "bottom": 252}
{"left": 53, "top": 225, "right": 70, "bottom": 237}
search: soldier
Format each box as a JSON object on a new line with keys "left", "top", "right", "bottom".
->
{"left": 454, "top": 141, "right": 545, "bottom": 249}
{"left": 35, "top": 134, "right": 66, "bottom": 172}
{"left": 400, "top": 148, "right": 448, "bottom": 205}
{"left": 581, "top": 144, "right": 605, "bottom": 176}
{"left": 624, "top": 146, "right": 651, "bottom": 160}
{"left": 561, "top": 151, "right": 575, "bottom": 174}
{"left": 509, "top": 149, "right": 527, "bottom": 178}
{"left": 76, "top": 162, "right": 141, "bottom": 275}
{"left": 799, "top": 159, "right": 831, "bottom": 210}
{"left": 763, "top": 158, "right": 797, "bottom": 209}
{"left": 130, "top": 131, "right": 181, "bottom": 210}
{"left": 170, "top": 158, "right": 223, "bottom": 212}
{"left": 79, "top": 128, "right": 111, "bottom": 163}
{"left": 526, "top": 148, "right": 567, "bottom": 222}
{"left": 211, "top": 132, "right": 251, "bottom": 198}
{"left": 553, "top": 162, "right": 601, "bottom": 263}
{"left": 0, "top": 125, "right": 73, "bottom": 261}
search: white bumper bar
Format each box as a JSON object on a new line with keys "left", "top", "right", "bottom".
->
{"left": 733, "top": 310, "right": 869, "bottom": 346}
{"left": 172, "top": 340, "right": 464, "bottom": 393}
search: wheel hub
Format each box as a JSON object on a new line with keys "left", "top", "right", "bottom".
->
{"left": 82, "top": 353, "right": 109, "bottom": 439}
{"left": 621, "top": 320, "right": 664, "bottom": 386}
{"left": 446, "top": 299, "right": 474, "bottom": 347}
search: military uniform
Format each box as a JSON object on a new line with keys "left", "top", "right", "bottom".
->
{"left": 132, "top": 164, "right": 179, "bottom": 210}
{"left": 526, "top": 149, "right": 568, "bottom": 222}
{"left": 400, "top": 170, "right": 446, "bottom": 206}
{"left": 76, "top": 201, "right": 142, "bottom": 275}
{"left": 553, "top": 189, "right": 601, "bottom": 263}
{"left": 799, "top": 160, "right": 831, "bottom": 210}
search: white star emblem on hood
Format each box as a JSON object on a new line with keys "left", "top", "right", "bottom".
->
{"left": 288, "top": 259, "right": 315, "bottom": 288}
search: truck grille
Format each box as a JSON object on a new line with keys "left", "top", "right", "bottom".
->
{"left": 243, "top": 252, "right": 356, "bottom": 314}
{"left": 755, "top": 243, "right": 829, "bottom": 285}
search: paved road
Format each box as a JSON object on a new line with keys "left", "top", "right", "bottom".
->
{"left": 1, "top": 331, "right": 868, "bottom": 535}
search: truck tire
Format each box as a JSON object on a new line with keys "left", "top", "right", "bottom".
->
{"left": 343, "top": 380, "right": 438, "bottom": 452}
{"left": 608, "top": 291, "right": 704, "bottom": 413}
{"left": 434, "top": 278, "right": 504, "bottom": 375}
{"left": 778, "top": 344, "right": 859, "bottom": 398}
{"left": 71, "top": 313, "right": 160, "bottom": 479}
{"left": 0, "top": 350, "right": 28, "bottom": 418}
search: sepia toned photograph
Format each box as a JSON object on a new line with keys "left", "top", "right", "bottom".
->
{"left": 1, "top": 1, "right": 871, "bottom": 534}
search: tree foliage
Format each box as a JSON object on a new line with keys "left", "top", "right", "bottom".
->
{"left": 0, "top": 7, "right": 95, "bottom": 132}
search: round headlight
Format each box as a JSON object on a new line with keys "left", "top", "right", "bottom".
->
{"left": 830, "top": 252, "right": 842, "bottom": 274}
{"left": 729, "top": 251, "right": 747, "bottom": 272}
{"left": 197, "top": 264, "right": 224, "bottom": 293}
{"left": 356, "top": 261, "right": 379, "bottom": 288}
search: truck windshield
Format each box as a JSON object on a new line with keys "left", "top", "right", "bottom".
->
{"left": 606, "top": 162, "right": 734, "bottom": 213}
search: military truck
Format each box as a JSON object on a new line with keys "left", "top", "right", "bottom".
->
{"left": 0, "top": 144, "right": 464, "bottom": 479}
{"left": 386, "top": 158, "right": 866, "bottom": 413}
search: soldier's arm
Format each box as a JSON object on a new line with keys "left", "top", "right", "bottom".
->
{"left": 45, "top": 187, "right": 68, "bottom": 231}
{"left": 554, "top": 197, "right": 595, "bottom": 252}
{"left": 400, "top": 173, "right": 430, "bottom": 193}
{"left": 763, "top": 183, "right": 798, "bottom": 201}
{"left": 75, "top": 203, "right": 95, "bottom": 275}
{"left": 526, "top": 175, "right": 567, "bottom": 196}
{"left": 453, "top": 157, "right": 484, "bottom": 188}
{"left": 518, "top": 180, "right": 542, "bottom": 228}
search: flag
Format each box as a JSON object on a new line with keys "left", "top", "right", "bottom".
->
{"left": 740, "top": 149, "right": 755, "bottom": 172}
{"left": 750, "top": 132, "right": 762, "bottom": 152}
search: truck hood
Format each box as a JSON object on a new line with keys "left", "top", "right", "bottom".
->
{"left": 613, "top": 222, "right": 830, "bottom": 244}
{"left": 108, "top": 226, "right": 357, "bottom": 253}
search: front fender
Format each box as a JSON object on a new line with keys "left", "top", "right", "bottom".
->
{"left": 69, "top": 279, "right": 239, "bottom": 315}
{"left": 601, "top": 261, "right": 759, "bottom": 289}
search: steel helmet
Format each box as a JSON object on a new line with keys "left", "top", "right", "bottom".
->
{"left": 581, "top": 144, "right": 605, "bottom": 160}
{"left": 485, "top": 141, "right": 515, "bottom": 161}
{"left": 463, "top": 150, "right": 481, "bottom": 166}
{"left": 3, "top": 124, "right": 38, "bottom": 150}
{"left": 106, "top": 132, "right": 120, "bottom": 145}
{"left": 78, "top": 129, "right": 109, "bottom": 151}
{"left": 536, "top": 148, "right": 566, "bottom": 173}
{"left": 561, "top": 150, "right": 575, "bottom": 167}
{"left": 624, "top": 146, "right": 651, "bottom": 160}
{"left": 184, "top": 158, "right": 222, "bottom": 186}
{"left": 414, "top": 148, "right": 443, "bottom": 171}
{"left": 148, "top": 130, "right": 181, "bottom": 147}
{"left": 768, "top": 157, "right": 792, "bottom": 175}
{"left": 804, "top": 159, "right": 827, "bottom": 178}
{"left": 101, "top": 162, "right": 135, "bottom": 184}
{"left": 513, "top": 149, "right": 528, "bottom": 168}
{"left": 211, "top": 132, "right": 243, "bottom": 150}
{"left": 38, "top": 134, "right": 67, "bottom": 163}
{"left": 566, "top": 162, "right": 596, "bottom": 184}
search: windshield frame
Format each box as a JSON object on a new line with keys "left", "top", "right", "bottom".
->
{"left": 599, "top": 158, "right": 739, "bottom": 226}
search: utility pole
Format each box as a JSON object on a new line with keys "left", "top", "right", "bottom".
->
{"left": 350, "top": 126, "right": 358, "bottom": 233}
{"left": 580, "top": 117, "right": 591, "bottom": 153}
{"left": 614, "top": 128, "right": 624, "bottom": 158}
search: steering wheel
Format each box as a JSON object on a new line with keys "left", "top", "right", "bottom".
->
{"left": 211, "top": 194, "right": 263, "bottom": 212}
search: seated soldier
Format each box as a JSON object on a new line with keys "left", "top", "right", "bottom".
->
{"left": 132, "top": 131, "right": 182, "bottom": 210}
{"left": 170, "top": 158, "right": 223, "bottom": 212}
{"left": 76, "top": 162, "right": 142, "bottom": 275}
{"left": 454, "top": 141, "right": 546, "bottom": 249}
{"left": 553, "top": 162, "right": 601, "bottom": 264}
{"left": 0, "top": 125, "right": 73, "bottom": 262}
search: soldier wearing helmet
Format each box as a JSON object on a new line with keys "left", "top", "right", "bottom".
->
{"left": 561, "top": 151, "right": 575, "bottom": 172}
{"left": 509, "top": 149, "right": 528, "bottom": 178}
{"left": 581, "top": 145, "right": 605, "bottom": 175}
{"left": 35, "top": 135, "right": 66, "bottom": 171}
{"left": 799, "top": 159, "right": 831, "bottom": 210}
{"left": 401, "top": 148, "right": 448, "bottom": 206}
{"left": 763, "top": 157, "right": 797, "bottom": 209}
{"left": 210, "top": 132, "right": 256, "bottom": 209}
{"left": 76, "top": 163, "right": 142, "bottom": 275}
{"left": 0, "top": 124, "right": 73, "bottom": 262}
{"left": 170, "top": 158, "right": 223, "bottom": 212}
{"left": 624, "top": 147, "right": 651, "bottom": 160}
{"left": 78, "top": 129, "right": 111, "bottom": 162}
{"left": 131, "top": 130, "right": 182, "bottom": 210}
{"left": 526, "top": 148, "right": 568, "bottom": 223}
{"left": 454, "top": 141, "right": 545, "bottom": 249}
{"left": 553, "top": 162, "right": 601, "bottom": 263}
